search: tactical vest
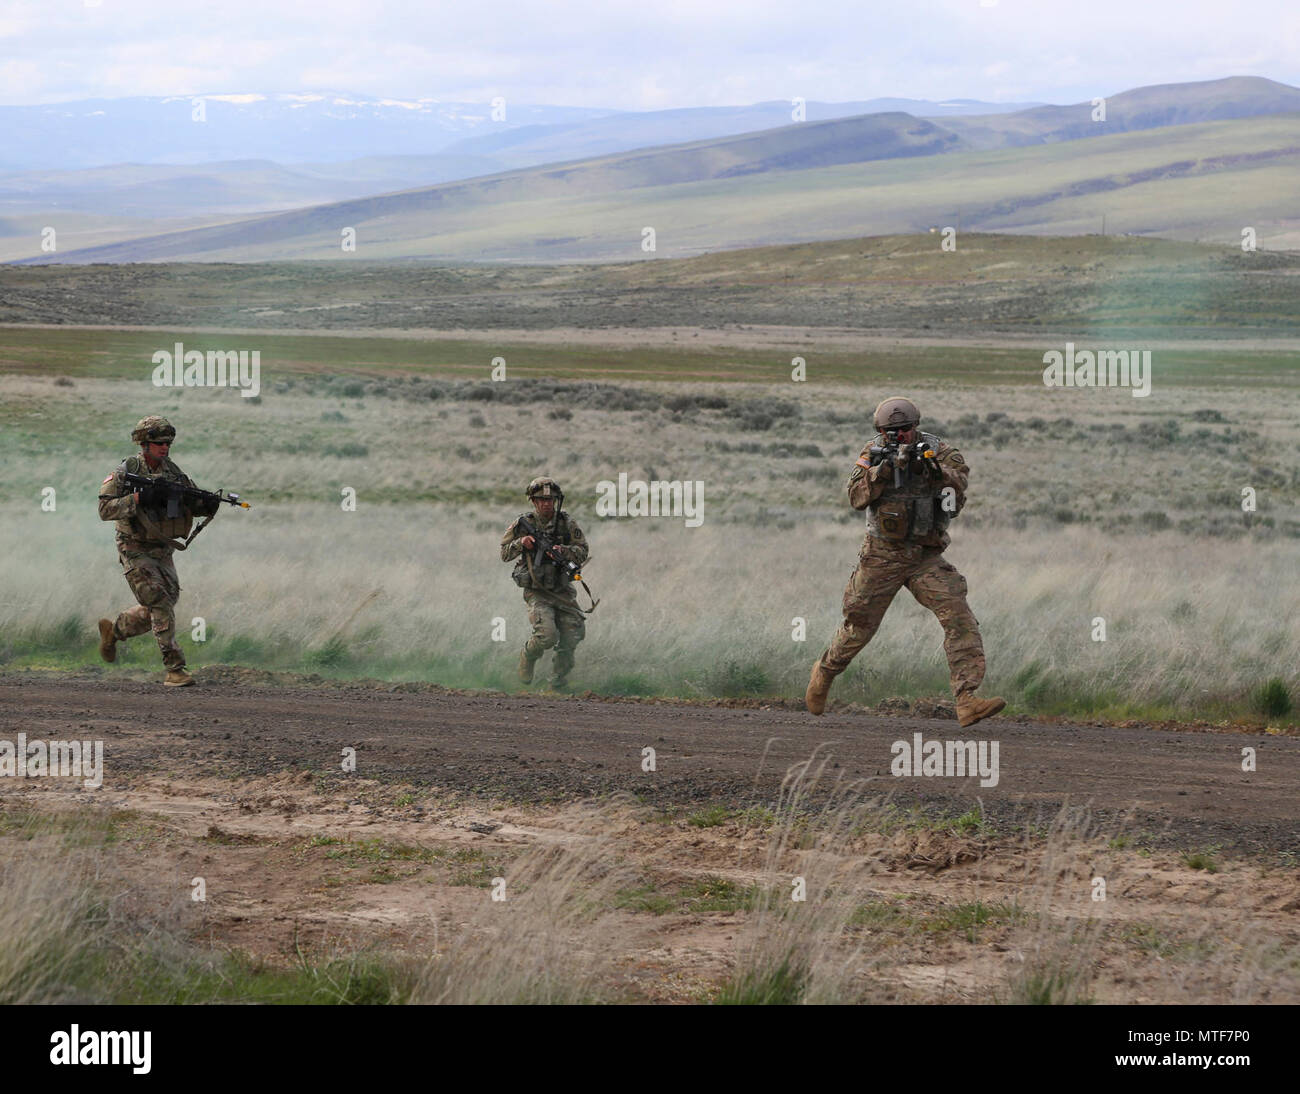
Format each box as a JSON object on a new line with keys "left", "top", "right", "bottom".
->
{"left": 865, "top": 431, "right": 951, "bottom": 545}
{"left": 512, "top": 512, "right": 575, "bottom": 592}
{"left": 117, "top": 456, "right": 194, "bottom": 545}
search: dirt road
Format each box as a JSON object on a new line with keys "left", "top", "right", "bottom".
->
{"left": 2, "top": 673, "right": 1294, "bottom": 854}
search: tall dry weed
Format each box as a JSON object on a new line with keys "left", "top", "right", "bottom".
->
{"left": 412, "top": 805, "right": 638, "bottom": 1005}
{"left": 719, "top": 746, "right": 893, "bottom": 1004}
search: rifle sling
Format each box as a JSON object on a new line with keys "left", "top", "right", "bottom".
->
{"left": 145, "top": 511, "right": 216, "bottom": 552}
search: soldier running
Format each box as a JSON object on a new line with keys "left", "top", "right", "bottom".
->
{"left": 806, "top": 397, "right": 1005, "bottom": 727}
{"left": 96, "top": 416, "right": 220, "bottom": 686}
{"left": 501, "top": 477, "right": 592, "bottom": 690}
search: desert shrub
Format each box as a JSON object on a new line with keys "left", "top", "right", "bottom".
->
{"left": 1253, "top": 678, "right": 1293, "bottom": 719}
{"left": 322, "top": 442, "right": 369, "bottom": 458}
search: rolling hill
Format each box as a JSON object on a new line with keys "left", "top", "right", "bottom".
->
{"left": 940, "top": 75, "right": 1300, "bottom": 148}
{"left": 20, "top": 106, "right": 1300, "bottom": 263}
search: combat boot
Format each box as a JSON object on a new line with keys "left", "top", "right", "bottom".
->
{"left": 518, "top": 649, "right": 538, "bottom": 684}
{"left": 806, "top": 659, "right": 835, "bottom": 715}
{"left": 164, "top": 668, "right": 195, "bottom": 688}
{"left": 956, "top": 693, "right": 1005, "bottom": 728}
{"left": 551, "top": 649, "right": 574, "bottom": 691}
{"left": 97, "top": 619, "right": 117, "bottom": 663}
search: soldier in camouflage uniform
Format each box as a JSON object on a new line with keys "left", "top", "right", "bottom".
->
{"left": 96, "top": 416, "right": 220, "bottom": 687}
{"left": 806, "top": 398, "right": 1005, "bottom": 728}
{"left": 501, "top": 478, "right": 590, "bottom": 689}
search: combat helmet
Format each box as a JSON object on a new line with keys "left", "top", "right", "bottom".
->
{"left": 526, "top": 477, "right": 564, "bottom": 502}
{"left": 131, "top": 415, "right": 176, "bottom": 445}
{"left": 872, "top": 397, "right": 920, "bottom": 433}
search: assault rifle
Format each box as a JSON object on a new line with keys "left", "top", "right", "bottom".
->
{"left": 520, "top": 520, "right": 583, "bottom": 582}
{"left": 868, "top": 433, "right": 938, "bottom": 489}
{"left": 121, "top": 471, "right": 250, "bottom": 519}
{"left": 520, "top": 519, "right": 599, "bottom": 613}
{"left": 120, "top": 471, "right": 250, "bottom": 550}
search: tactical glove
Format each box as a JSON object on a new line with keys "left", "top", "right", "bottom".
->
{"left": 136, "top": 481, "right": 167, "bottom": 509}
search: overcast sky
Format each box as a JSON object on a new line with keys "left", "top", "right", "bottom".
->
{"left": 2, "top": 0, "right": 1297, "bottom": 109}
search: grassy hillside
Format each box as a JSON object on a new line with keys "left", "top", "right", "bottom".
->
{"left": 941, "top": 75, "right": 1300, "bottom": 148}
{"left": 5, "top": 234, "right": 1299, "bottom": 341}
{"left": 437, "top": 95, "right": 1044, "bottom": 169}
{"left": 24, "top": 113, "right": 1300, "bottom": 264}
{"left": 0, "top": 157, "right": 501, "bottom": 220}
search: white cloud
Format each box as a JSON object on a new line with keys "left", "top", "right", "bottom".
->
{"left": 0, "top": 0, "right": 1296, "bottom": 107}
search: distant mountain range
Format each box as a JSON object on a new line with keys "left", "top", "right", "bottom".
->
{"left": 0, "top": 91, "right": 1044, "bottom": 222}
{"left": 0, "top": 91, "right": 1043, "bottom": 173}
{"left": 6, "top": 76, "right": 1299, "bottom": 262}
{"left": 0, "top": 93, "right": 613, "bottom": 172}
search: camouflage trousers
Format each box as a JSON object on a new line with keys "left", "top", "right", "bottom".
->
{"left": 818, "top": 538, "right": 985, "bottom": 697}
{"left": 523, "top": 589, "right": 586, "bottom": 681}
{"left": 113, "top": 548, "right": 185, "bottom": 670}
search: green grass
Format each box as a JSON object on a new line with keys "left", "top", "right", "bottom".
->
{"left": 703, "top": 660, "right": 771, "bottom": 697}
{"left": 296, "top": 835, "right": 500, "bottom": 887}
{"left": 615, "top": 876, "right": 759, "bottom": 916}
{"left": 1254, "top": 678, "right": 1294, "bottom": 719}
{"left": 849, "top": 899, "right": 917, "bottom": 930}
{"left": 0, "top": 325, "right": 1296, "bottom": 389}
{"left": 1124, "top": 923, "right": 1179, "bottom": 957}
{"left": 1181, "top": 846, "right": 1222, "bottom": 873}
{"left": 314, "top": 837, "right": 440, "bottom": 864}
{"left": 1008, "top": 967, "right": 1095, "bottom": 1006}
{"left": 926, "top": 901, "right": 1024, "bottom": 942}
{"left": 738, "top": 806, "right": 778, "bottom": 829}
{"left": 92, "top": 945, "right": 416, "bottom": 1005}
{"left": 870, "top": 804, "right": 997, "bottom": 838}
{"left": 5, "top": 625, "right": 1295, "bottom": 726}
{"left": 686, "top": 805, "right": 735, "bottom": 829}
{"left": 0, "top": 807, "right": 143, "bottom": 846}
{"left": 445, "top": 849, "right": 499, "bottom": 888}
{"left": 714, "top": 957, "right": 810, "bottom": 1005}
{"left": 850, "top": 897, "right": 1023, "bottom": 941}
{"left": 947, "top": 809, "right": 992, "bottom": 836}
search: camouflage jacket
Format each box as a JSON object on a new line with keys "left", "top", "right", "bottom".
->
{"left": 501, "top": 510, "right": 589, "bottom": 594}
{"left": 97, "top": 454, "right": 212, "bottom": 552}
{"left": 847, "top": 431, "right": 969, "bottom": 549}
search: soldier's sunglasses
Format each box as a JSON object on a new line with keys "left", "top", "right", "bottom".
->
{"left": 149, "top": 439, "right": 173, "bottom": 446}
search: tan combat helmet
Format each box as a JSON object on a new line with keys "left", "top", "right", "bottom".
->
{"left": 526, "top": 477, "right": 564, "bottom": 502}
{"left": 131, "top": 415, "right": 176, "bottom": 445}
{"left": 872, "top": 397, "right": 920, "bottom": 433}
